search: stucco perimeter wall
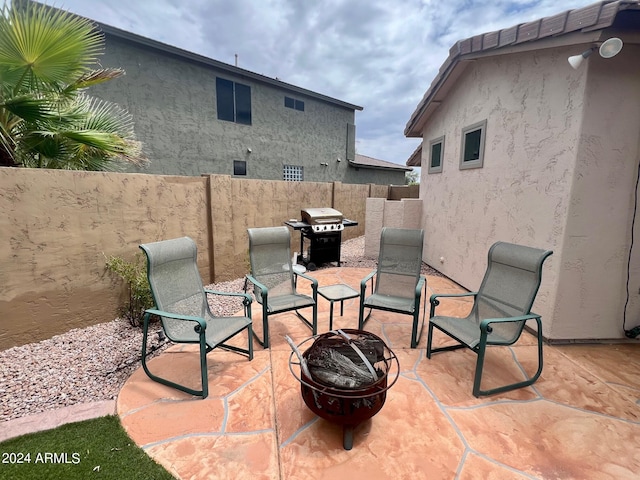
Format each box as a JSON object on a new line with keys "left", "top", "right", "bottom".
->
{"left": 0, "top": 168, "right": 209, "bottom": 350}
{"left": 209, "top": 176, "right": 374, "bottom": 281}
{"left": 0, "top": 170, "right": 381, "bottom": 349}
{"left": 365, "top": 198, "right": 423, "bottom": 257}
{"left": 419, "top": 48, "right": 586, "bottom": 339}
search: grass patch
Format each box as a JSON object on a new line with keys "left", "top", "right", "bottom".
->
{"left": 0, "top": 416, "right": 175, "bottom": 479}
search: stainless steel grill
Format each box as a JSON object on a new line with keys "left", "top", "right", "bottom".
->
{"left": 285, "top": 208, "right": 357, "bottom": 269}
{"left": 301, "top": 208, "right": 344, "bottom": 233}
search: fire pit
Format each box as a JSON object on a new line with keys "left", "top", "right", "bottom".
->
{"left": 287, "top": 329, "right": 399, "bottom": 450}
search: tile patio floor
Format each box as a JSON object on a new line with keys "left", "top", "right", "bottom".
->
{"left": 117, "top": 267, "right": 640, "bottom": 480}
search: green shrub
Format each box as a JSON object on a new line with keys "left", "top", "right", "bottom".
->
{"left": 105, "top": 253, "right": 154, "bottom": 327}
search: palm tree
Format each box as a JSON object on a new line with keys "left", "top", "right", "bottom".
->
{"left": 0, "top": 1, "right": 146, "bottom": 170}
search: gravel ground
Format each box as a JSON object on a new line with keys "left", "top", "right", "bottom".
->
{"left": 0, "top": 236, "right": 443, "bottom": 423}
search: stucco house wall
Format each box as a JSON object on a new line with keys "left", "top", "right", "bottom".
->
{"left": 91, "top": 34, "right": 359, "bottom": 182}
{"left": 417, "top": 48, "right": 578, "bottom": 339}
{"left": 415, "top": 40, "right": 640, "bottom": 341}
{"left": 341, "top": 164, "right": 408, "bottom": 185}
{"left": 553, "top": 43, "right": 640, "bottom": 340}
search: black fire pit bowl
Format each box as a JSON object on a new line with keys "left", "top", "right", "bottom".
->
{"left": 287, "top": 329, "right": 400, "bottom": 450}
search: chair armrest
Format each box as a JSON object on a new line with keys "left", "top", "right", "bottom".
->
{"left": 415, "top": 275, "right": 427, "bottom": 297}
{"left": 295, "top": 271, "right": 318, "bottom": 294}
{"left": 204, "top": 289, "right": 253, "bottom": 317}
{"left": 360, "top": 270, "right": 376, "bottom": 296}
{"left": 245, "top": 274, "right": 268, "bottom": 302}
{"left": 479, "top": 314, "right": 540, "bottom": 332}
{"left": 429, "top": 291, "right": 477, "bottom": 318}
{"left": 145, "top": 309, "right": 206, "bottom": 330}
{"left": 204, "top": 289, "right": 253, "bottom": 304}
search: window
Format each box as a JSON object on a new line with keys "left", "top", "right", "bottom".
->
{"left": 460, "top": 120, "right": 486, "bottom": 170}
{"left": 284, "top": 96, "right": 304, "bottom": 111}
{"left": 216, "top": 77, "right": 251, "bottom": 125}
{"left": 428, "top": 135, "right": 445, "bottom": 174}
{"left": 233, "top": 160, "right": 247, "bottom": 176}
{"left": 283, "top": 165, "right": 303, "bottom": 181}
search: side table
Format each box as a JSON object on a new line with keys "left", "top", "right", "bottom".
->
{"left": 317, "top": 284, "right": 360, "bottom": 331}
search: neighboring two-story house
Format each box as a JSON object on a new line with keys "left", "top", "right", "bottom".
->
{"left": 76, "top": 19, "right": 408, "bottom": 185}
{"left": 405, "top": 0, "right": 640, "bottom": 342}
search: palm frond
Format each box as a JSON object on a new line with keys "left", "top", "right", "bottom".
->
{"left": 0, "top": 2, "right": 146, "bottom": 171}
{"left": 2, "top": 92, "right": 55, "bottom": 122}
{"left": 71, "top": 68, "right": 125, "bottom": 90}
{"left": 0, "top": 2, "right": 103, "bottom": 91}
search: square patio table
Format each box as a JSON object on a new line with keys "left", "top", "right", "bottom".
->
{"left": 317, "top": 283, "right": 360, "bottom": 330}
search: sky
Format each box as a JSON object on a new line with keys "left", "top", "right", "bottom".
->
{"left": 55, "top": 0, "right": 597, "bottom": 168}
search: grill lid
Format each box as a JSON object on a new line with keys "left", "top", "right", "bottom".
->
{"left": 301, "top": 207, "right": 343, "bottom": 225}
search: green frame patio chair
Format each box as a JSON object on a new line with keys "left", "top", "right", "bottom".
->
{"left": 245, "top": 226, "right": 318, "bottom": 348}
{"left": 427, "top": 241, "right": 553, "bottom": 397}
{"left": 358, "top": 227, "right": 427, "bottom": 348}
{"left": 140, "top": 237, "right": 253, "bottom": 399}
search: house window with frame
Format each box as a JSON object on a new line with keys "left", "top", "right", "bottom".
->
{"left": 216, "top": 77, "right": 252, "bottom": 125}
{"left": 284, "top": 96, "right": 304, "bottom": 111}
{"left": 459, "top": 120, "right": 486, "bottom": 170}
{"left": 283, "top": 164, "right": 303, "bottom": 181}
{"left": 428, "top": 135, "right": 445, "bottom": 174}
{"left": 233, "top": 160, "right": 247, "bottom": 176}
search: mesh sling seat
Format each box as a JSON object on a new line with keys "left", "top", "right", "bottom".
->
{"left": 140, "top": 237, "right": 253, "bottom": 399}
{"left": 427, "top": 241, "right": 553, "bottom": 397}
{"left": 358, "top": 227, "right": 427, "bottom": 348}
{"left": 246, "top": 226, "right": 318, "bottom": 348}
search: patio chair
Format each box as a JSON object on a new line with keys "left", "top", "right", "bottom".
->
{"left": 246, "top": 226, "right": 318, "bottom": 348}
{"left": 358, "top": 227, "right": 427, "bottom": 348}
{"left": 140, "top": 237, "right": 253, "bottom": 399}
{"left": 427, "top": 241, "right": 553, "bottom": 397}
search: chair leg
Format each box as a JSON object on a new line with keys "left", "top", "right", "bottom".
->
{"left": 472, "top": 318, "right": 544, "bottom": 397}
{"left": 410, "top": 289, "right": 427, "bottom": 348}
{"left": 261, "top": 303, "right": 270, "bottom": 349}
{"left": 426, "top": 321, "right": 434, "bottom": 358}
{"left": 358, "top": 304, "right": 372, "bottom": 330}
{"left": 199, "top": 331, "right": 209, "bottom": 399}
{"left": 141, "top": 313, "right": 208, "bottom": 398}
{"left": 293, "top": 307, "right": 317, "bottom": 334}
{"left": 411, "top": 311, "right": 420, "bottom": 348}
{"left": 312, "top": 303, "right": 318, "bottom": 335}
{"left": 411, "top": 311, "right": 426, "bottom": 349}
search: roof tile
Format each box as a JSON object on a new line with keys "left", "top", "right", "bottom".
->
{"left": 565, "top": 3, "right": 603, "bottom": 31}
{"left": 353, "top": 154, "right": 412, "bottom": 172}
{"left": 499, "top": 25, "right": 519, "bottom": 46}
{"left": 539, "top": 12, "right": 569, "bottom": 38}
{"left": 516, "top": 19, "right": 541, "bottom": 43}
{"left": 483, "top": 31, "right": 500, "bottom": 49}
{"left": 405, "top": 1, "right": 640, "bottom": 138}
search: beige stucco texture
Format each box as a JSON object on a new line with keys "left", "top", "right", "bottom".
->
{"left": 418, "top": 43, "right": 640, "bottom": 341}
{"left": 0, "top": 168, "right": 392, "bottom": 349}
{"left": 364, "top": 198, "right": 423, "bottom": 257}
{"left": 0, "top": 168, "right": 209, "bottom": 349}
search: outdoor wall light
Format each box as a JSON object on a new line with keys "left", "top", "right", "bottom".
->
{"left": 247, "top": 147, "right": 252, "bottom": 153}
{"left": 568, "top": 37, "right": 623, "bottom": 69}
{"left": 320, "top": 162, "right": 329, "bottom": 166}
{"left": 337, "top": 157, "right": 342, "bottom": 162}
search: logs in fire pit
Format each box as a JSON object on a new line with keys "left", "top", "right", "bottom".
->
{"left": 287, "top": 329, "right": 399, "bottom": 450}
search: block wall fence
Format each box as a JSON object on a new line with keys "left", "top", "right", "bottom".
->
{"left": 0, "top": 168, "right": 398, "bottom": 349}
